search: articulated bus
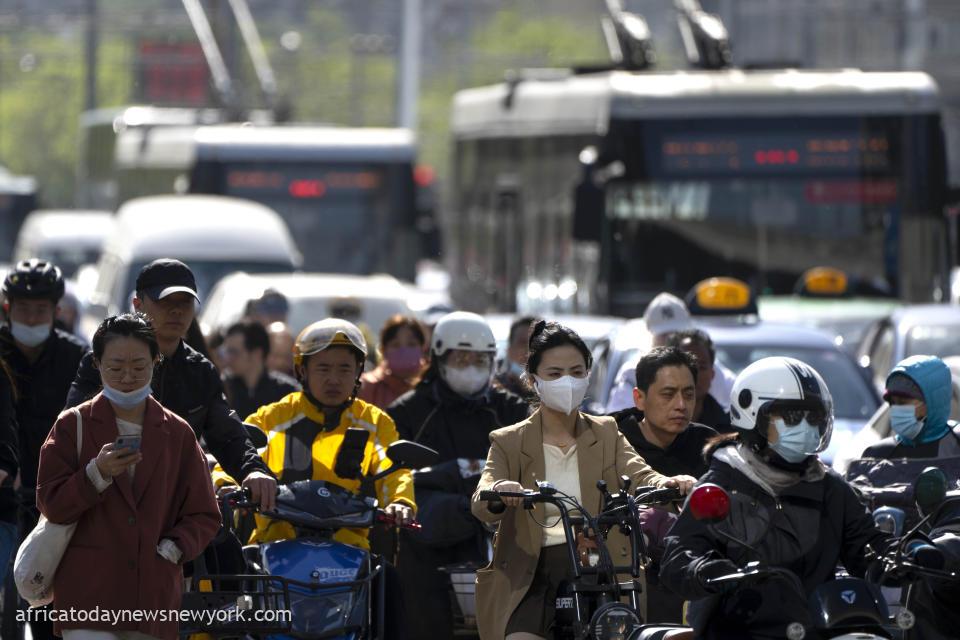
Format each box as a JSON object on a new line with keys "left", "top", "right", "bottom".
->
{"left": 77, "top": 107, "right": 438, "bottom": 280}
{"left": 448, "top": 69, "right": 950, "bottom": 316}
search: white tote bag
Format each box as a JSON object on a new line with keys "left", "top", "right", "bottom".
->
{"left": 14, "top": 407, "right": 84, "bottom": 607}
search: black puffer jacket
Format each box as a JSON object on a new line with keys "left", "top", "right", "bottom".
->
{"left": 660, "top": 443, "right": 888, "bottom": 639}
{"left": 66, "top": 339, "right": 270, "bottom": 483}
{"left": 388, "top": 376, "right": 530, "bottom": 462}
{"left": 0, "top": 326, "right": 87, "bottom": 498}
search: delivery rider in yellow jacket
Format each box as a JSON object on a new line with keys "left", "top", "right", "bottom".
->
{"left": 213, "top": 318, "right": 416, "bottom": 550}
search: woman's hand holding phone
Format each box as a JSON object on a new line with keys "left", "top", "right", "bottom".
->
{"left": 95, "top": 441, "right": 143, "bottom": 479}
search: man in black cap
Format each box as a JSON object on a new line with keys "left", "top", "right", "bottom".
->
{"left": 66, "top": 259, "right": 277, "bottom": 510}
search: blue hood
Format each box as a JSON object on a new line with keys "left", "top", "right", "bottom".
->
{"left": 886, "top": 355, "right": 952, "bottom": 442}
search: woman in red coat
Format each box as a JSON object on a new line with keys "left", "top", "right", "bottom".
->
{"left": 37, "top": 313, "right": 221, "bottom": 640}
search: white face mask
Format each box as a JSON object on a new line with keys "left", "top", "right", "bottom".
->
{"left": 442, "top": 364, "right": 491, "bottom": 397}
{"left": 10, "top": 321, "right": 52, "bottom": 348}
{"left": 102, "top": 381, "right": 153, "bottom": 409}
{"left": 535, "top": 374, "right": 590, "bottom": 415}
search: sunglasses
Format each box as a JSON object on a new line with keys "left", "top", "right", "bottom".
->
{"left": 777, "top": 407, "right": 827, "bottom": 429}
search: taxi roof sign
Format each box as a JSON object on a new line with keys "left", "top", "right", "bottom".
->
{"left": 796, "top": 267, "right": 849, "bottom": 297}
{"left": 686, "top": 277, "right": 758, "bottom": 316}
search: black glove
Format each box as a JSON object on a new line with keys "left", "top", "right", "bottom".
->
{"left": 695, "top": 558, "right": 741, "bottom": 594}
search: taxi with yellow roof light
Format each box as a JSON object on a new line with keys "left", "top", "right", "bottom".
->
{"left": 758, "top": 267, "right": 902, "bottom": 356}
{"left": 685, "top": 276, "right": 758, "bottom": 319}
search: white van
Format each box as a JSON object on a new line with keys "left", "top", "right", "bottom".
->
{"left": 199, "top": 271, "right": 412, "bottom": 340}
{"left": 79, "top": 195, "right": 301, "bottom": 341}
{"left": 13, "top": 209, "right": 114, "bottom": 278}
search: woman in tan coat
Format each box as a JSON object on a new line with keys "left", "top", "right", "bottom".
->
{"left": 471, "top": 321, "right": 697, "bottom": 640}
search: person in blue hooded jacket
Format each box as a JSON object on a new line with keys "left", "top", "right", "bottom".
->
{"left": 862, "top": 355, "right": 960, "bottom": 459}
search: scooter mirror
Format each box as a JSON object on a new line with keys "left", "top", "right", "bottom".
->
{"left": 387, "top": 440, "right": 440, "bottom": 470}
{"left": 688, "top": 483, "right": 730, "bottom": 523}
{"left": 914, "top": 466, "right": 948, "bottom": 516}
{"left": 873, "top": 506, "right": 906, "bottom": 537}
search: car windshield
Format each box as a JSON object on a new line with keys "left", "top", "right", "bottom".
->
{"left": 906, "top": 323, "right": 960, "bottom": 359}
{"left": 715, "top": 344, "right": 878, "bottom": 420}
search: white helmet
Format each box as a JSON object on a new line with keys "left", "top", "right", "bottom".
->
{"left": 431, "top": 311, "right": 496, "bottom": 357}
{"left": 729, "top": 356, "right": 834, "bottom": 454}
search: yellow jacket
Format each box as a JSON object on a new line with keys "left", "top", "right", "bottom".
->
{"left": 212, "top": 391, "right": 416, "bottom": 549}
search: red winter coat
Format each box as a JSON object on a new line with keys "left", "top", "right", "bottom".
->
{"left": 37, "top": 394, "right": 221, "bottom": 639}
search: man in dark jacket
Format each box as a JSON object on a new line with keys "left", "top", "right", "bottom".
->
{"left": 66, "top": 259, "right": 276, "bottom": 508}
{"left": 220, "top": 319, "right": 299, "bottom": 420}
{"left": 612, "top": 346, "right": 718, "bottom": 479}
{"left": 388, "top": 311, "right": 529, "bottom": 640}
{"left": 1, "top": 259, "right": 86, "bottom": 640}
{"left": 610, "top": 346, "right": 717, "bottom": 623}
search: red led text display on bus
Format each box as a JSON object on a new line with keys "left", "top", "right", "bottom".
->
{"left": 225, "top": 169, "right": 383, "bottom": 199}
{"left": 658, "top": 133, "right": 891, "bottom": 175}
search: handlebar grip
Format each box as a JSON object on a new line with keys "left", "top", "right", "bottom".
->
{"left": 479, "top": 490, "right": 503, "bottom": 502}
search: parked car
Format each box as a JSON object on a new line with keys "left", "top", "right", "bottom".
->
{"left": 856, "top": 304, "right": 960, "bottom": 393}
{"left": 199, "top": 271, "right": 412, "bottom": 341}
{"left": 79, "top": 195, "right": 301, "bottom": 341}
{"left": 586, "top": 319, "right": 879, "bottom": 465}
{"left": 758, "top": 295, "right": 900, "bottom": 357}
{"left": 12, "top": 209, "right": 114, "bottom": 278}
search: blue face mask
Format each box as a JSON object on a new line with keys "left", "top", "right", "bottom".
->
{"left": 770, "top": 419, "right": 822, "bottom": 463}
{"left": 101, "top": 381, "right": 152, "bottom": 409}
{"left": 506, "top": 359, "right": 525, "bottom": 379}
{"left": 10, "top": 321, "right": 52, "bottom": 348}
{"left": 889, "top": 404, "right": 925, "bottom": 442}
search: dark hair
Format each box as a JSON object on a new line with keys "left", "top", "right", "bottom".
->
{"left": 380, "top": 314, "right": 426, "bottom": 350}
{"left": 526, "top": 320, "right": 592, "bottom": 375}
{"left": 226, "top": 319, "right": 271, "bottom": 356}
{"left": 667, "top": 329, "right": 716, "bottom": 365}
{"left": 92, "top": 312, "right": 160, "bottom": 361}
{"left": 508, "top": 316, "right": 539, "bottom": 346}
{"left": 634, "top": 346, "right": 699, "bottom": 393}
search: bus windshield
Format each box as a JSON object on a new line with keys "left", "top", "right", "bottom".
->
{"left": 602, "top": 114, "right": 946, "bottom": 312}
{"left": 190, "top": 160, "right": 417, "bottom": 276}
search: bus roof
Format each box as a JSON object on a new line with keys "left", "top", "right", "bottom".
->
{"left": 451, "top": 69, "right": 941, "bottom": 138}
{"left": 115, "top": 124, "right": 417, "bottom": 169}
{"left": 194, "top": 125, "right": 417, "bottom": 162}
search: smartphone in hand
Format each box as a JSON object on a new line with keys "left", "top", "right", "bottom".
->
{"left": 114, "top": 435, "right": 142, "bottom": 453}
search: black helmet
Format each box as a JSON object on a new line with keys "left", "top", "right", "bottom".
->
{"left": 2, "top": 259, "right": 65, "bottom": 302}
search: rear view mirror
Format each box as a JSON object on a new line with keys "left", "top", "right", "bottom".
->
{"left": 387, "top": 440, "right": 439, "bottom": 470}
{"left": 914, "top": 466, "right": 948, "bottom": 516}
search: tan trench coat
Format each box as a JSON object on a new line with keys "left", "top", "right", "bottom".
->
{"left": 470, "top": 410, "right": 671, "bottom": 640}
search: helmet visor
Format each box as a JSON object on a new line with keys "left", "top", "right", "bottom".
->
{"left": 766, "top": 400, "right": 834, "bottom": 454}
{"left": 298, "top": 324, "right": 367, "bottom": 359}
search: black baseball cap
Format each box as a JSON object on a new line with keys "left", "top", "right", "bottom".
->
{"left": 135, "top": 259, "right": 200, "bottom": 302}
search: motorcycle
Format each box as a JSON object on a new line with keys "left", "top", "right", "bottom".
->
{"left": 868, "top": 466, "right": 960, "bottom": 640}
{"left": 180, "top": 431, "right": 439, "bottom": 639}
{"left": 633, "top": 482, "right": 942, "bottom": 640}
{"left": 480, "top": 475, "right": 683, "bottom": 640}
